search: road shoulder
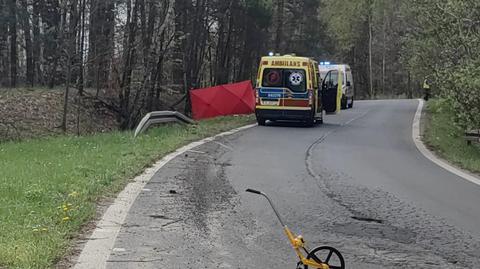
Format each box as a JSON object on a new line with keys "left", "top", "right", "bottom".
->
{"left": 72, "top": 124, "right": 256, "bottom": 269}
{"left": 413, "top": 99, "right": 480, "bottom": 186}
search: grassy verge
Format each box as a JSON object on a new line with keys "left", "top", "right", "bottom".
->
{"left": 424, "top": 99, "right": 480, "bottom": 174}
{"left": 0, "top": 115, "right": 254, "bottom": 269}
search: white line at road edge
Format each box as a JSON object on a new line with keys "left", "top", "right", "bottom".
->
{"left": 73, "top": 123, "right": 257, "bottom": 269}
{"left": 412, "top": 99, "right": 480, "bottom": 186}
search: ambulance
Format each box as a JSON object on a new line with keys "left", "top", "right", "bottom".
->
{"left": 319, "top": 63, "right": 354, "bottom": 109}
{"left": 254, "top": 54, "right": 342, "bottom": 126}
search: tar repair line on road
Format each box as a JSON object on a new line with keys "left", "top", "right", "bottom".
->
{"left": 412, "top": 99, "right": 480, "bottom": 186}
{"left": 305, "top": 107, "right": 372, "bottom": 190}
{"left": 73, "top": 123, "right": 257, "bottom": 269}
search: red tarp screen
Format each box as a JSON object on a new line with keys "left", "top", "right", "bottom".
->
{"left": 190, "top": 80, "right": 255, "bottom": 120}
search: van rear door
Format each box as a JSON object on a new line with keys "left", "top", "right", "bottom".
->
{"left": 260, "top": 68, "right": 285, "bottom": 108}
{"left": 322, "top": 70, "right": 341, "bottom": 113}
{"left": 345, "top": 69, "right": 354, "bottom": 98}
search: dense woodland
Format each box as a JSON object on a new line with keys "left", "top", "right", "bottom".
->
{"left": 0, "top": 0, "right": 479, "bottom": 130}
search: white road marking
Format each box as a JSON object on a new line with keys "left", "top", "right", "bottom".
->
{"left": 73, "top": 123, "right": 257, "bottom": 269}
{"left": 412, "top": 99, "right": 480, "bottom": 186}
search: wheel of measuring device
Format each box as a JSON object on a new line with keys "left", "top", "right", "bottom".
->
{"left": 303, "top": 246, "right": 345, "bottom": 269}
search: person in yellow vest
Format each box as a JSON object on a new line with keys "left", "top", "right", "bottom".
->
{"left": 423, "top": 78, "right": 431, "bottom": 101}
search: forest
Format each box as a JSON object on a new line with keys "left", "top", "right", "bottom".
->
{"left": 0, "top": 0, "right": 479, "bottom": 130}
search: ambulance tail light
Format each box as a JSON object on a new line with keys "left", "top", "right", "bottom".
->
{"left": 308, "top": 90, "right": 313, "bottom": 105}
{"left": 255, "top": 89, "right": 260, "bottom": 105}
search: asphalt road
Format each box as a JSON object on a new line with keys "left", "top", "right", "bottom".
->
{"left": 107, "top": 100, "right": 480, "bottom": 268}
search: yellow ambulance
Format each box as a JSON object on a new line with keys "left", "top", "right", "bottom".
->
{"left": 255, "top": 54, "right": 341, "bottom": 126}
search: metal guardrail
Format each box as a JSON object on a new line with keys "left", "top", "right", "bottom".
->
{"left": 134, "top": 111, "right": 195, "bottom": 138}
{"left": 465, "top": 130, "right": 480, "bottom": 145}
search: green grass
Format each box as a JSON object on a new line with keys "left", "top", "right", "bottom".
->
{"left": 0, "top": 115, "right": 254, "bottom": 269}
{"left": 424, "top": 99, "right": 480, "bottom": 174}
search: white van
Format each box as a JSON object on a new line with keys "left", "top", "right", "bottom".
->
{"left": 319, "top": 64, "right": 354, "bottom": 109}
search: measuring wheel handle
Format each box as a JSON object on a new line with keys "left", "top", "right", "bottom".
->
{"left": 246, "top": 188, "right": 262, "bottom": 195}
{"left": 304, "top": 246, "right": 345, "bottom": 269}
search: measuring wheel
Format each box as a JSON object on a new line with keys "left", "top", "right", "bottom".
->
{"left": 304, "top": 246, "right": 345, "bottom": 269}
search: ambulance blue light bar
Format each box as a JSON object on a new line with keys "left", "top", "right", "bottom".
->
{"left": 320, "top": 61, "right": 331, "bottom": 65}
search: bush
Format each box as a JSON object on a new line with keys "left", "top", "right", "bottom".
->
{"left": 438, "top": 62, "right": 480, "bottom": 130}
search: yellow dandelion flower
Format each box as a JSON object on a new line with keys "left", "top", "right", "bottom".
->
{"left": 62, "top": 216, "right": 70, "bottom": 222}
{"left": 41, "top": 228, "right": 48, "bottom": 232}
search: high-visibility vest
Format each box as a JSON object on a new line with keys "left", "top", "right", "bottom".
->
{"left": 423, "top": 79, "right": 430, "bottom": 89}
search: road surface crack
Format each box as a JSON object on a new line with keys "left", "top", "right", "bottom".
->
{"left": 351, "top": 216, "right": 384, "bottom": 224}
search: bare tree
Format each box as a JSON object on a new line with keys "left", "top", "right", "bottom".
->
{"left": 8, "top": 0, "right": 17, "bottom": 88}
{"left": 0, "top": 0, "right": 9, "bottom": 86}
{"left": 274, "top": 0, "right": 284, "bottom": 52}
{"left": 87, "top": 0, "right": 115, "bottom": 94}
{"left": 20, "top": 0, "right": 34, "bottom": 86}
{"left": 32, "top": 0, "right": 42, "bottom": 85}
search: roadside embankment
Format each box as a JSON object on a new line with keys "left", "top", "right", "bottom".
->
{"left": 0, "top": 88, "right": 117, "bottom": 141}
{"left": 0, "top": 115, "right": 253, "bottom": 269}
{"left": 423, "top": 99, "right": 480, "bottom": 174}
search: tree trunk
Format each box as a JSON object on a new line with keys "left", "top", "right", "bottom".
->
{"left": 214, "top": 0, "right": 234, "bottom": 85}
{"left": 382, "top": 5, "right": 386, "bottom": 96}
{"left": 62, "top": 56, "right": 71, "bottom": 132}
{"left": 0, "top": 0, "right": 8, "bottom": 86}
{"left": 77, "top": 0, "right": 86, "bottom": 95}
{"left": 8, "top": 0, "right": 17, "bottom": 88}
{"left": 62, "top": 0, "right": 79, "bottom": 132}
{"left": 32, "top": 0, "right": 42, "bottom": 85}
{"left": 119, "top": 0, "right": 139, "bottom": 130}
{"left": 20, "top": 0, "right": 34, "bottom": 86}
{"left": 41, "top": 0, "right": 61, "bottom": 89}
{"left": 274, "top": 0, "right": 284, "bottom": 52}
{"left": 368, "top": 14, "right": 373, "bottom": 99}
{"left": 87, "top": 0, "right": 115, "bottom": 91}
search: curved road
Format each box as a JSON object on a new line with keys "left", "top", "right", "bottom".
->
{"left": 107, "top": 100, "right": 480, "bottom": 269}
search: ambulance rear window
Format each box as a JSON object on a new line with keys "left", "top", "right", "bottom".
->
{"left": 262, "top": 69, "right": 283, "bottom": 87}
{"left": 262, "top": 69, "right": 306, "bottom": 92}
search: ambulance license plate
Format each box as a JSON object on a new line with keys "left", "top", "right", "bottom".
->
{"left": 262, "top": 100, "right": 278, "bottom": 106}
